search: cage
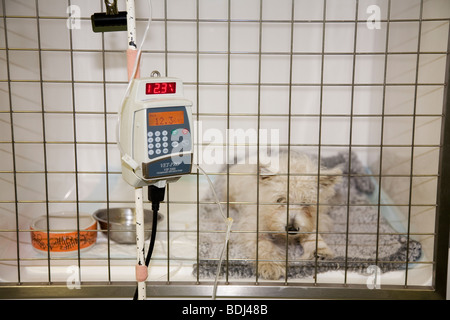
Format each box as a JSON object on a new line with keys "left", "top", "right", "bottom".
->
{"left": 0, "top": 0, "right": 449, "bottom": 299}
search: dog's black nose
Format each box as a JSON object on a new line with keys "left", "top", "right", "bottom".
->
{"left": 285, "top": 225, "right": 300, "bottom": 234}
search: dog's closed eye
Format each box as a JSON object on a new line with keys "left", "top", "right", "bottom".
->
{"left": 276, "top": 197, "right": 286, "bottom": 203}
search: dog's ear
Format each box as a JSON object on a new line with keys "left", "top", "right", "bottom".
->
{"left": 319, "top": 167, "right": 342, "bottom": 187}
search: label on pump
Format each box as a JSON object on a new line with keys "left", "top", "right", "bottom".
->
{"left": 143, "top": 156, "right": 192, "bottom": 178}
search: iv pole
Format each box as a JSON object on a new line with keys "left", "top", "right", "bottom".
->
{"left": 92, "top": 0, "right": 150, "bottom": 300}
{"left": 124, "top": 0, "right": 147, "bottom": 300}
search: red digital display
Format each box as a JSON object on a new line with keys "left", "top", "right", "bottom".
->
{"left": 145, "top": 82, "right": 176, "bottom": 95}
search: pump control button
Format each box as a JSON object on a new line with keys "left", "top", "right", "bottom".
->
{"left": 163, "top": 148, "right": 169, "bottom": 154}
{"left": 171, "top": 129, "right": 178, "bottom": 136}
{"left": 155, "top": 131, "right": 161, "bottom": 137}
{"left": 148, "top": 132, "right": 153, "bottom": 137}
{"left": 155, "top": 149, "right": 161, "bottom": 155}
{"left": 148, "top": 150, "right": 154, "bottom": 156}
{"left": 162, "top": 130, "right": 168, "bottom": 136}
{"left": 182, "top": 128, "right": 189, "bottom": 135}
{"left": 148, "top": 143, "right": 154, "bottom": 149}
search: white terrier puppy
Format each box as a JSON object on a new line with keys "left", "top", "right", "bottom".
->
{"left": 221, "top": 151, "right": 342, "bottom": 280}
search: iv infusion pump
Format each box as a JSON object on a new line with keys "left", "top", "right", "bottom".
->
{"left": 119, "top": 75, "right": 193, "bottom": 187}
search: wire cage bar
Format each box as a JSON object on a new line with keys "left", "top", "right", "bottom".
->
{"left": 0, "top": 0, "right": 449, "bottom": 299}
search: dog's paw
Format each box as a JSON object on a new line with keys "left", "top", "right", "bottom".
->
{"left": 314, "top": 246, "right": 334, "bottom": 260}
{"left": 302, "top": 236, "right": 335, "bottom": 260}
{"left": 258, "top": 262, "right": 285, "bottom": 280}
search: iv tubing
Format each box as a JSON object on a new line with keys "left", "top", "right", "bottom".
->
{"left": 116, "top": 0, "right": 152, "bottom": 159}
{"left": 195, "top": 165, "right": 227, "bottom": 223}
{"left": 194, "top": 164, "right": 233, "bottom": 299}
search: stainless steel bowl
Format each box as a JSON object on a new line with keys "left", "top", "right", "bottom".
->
{"left": 93, "top": 207, "right": 163, "bottom": 244}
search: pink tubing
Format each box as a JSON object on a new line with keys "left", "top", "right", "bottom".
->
{"left": 127, "top": 48, "right": 140, "bottom": 80}
{"left": 135, "top": 264, "right": 148, "bottom": 282}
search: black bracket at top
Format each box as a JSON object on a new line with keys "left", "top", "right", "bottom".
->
{"left": 91, "top": 0, "right": 127, "bottom": 33}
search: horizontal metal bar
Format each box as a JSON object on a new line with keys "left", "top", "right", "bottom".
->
{"left": 3, "top": 14, "right": 450, "bottom": 23}
{"left": 6, "top": 222, "right": 439, "bottom": 234}
{"left": 0, "top": 255, "right": 437, "bottom": 265}
{"left": 0, "top": 141, "right": 444, "bottom": 149}
{"left": 0, "top": 199, "right": 437, "bottom": 207}
{"left": 1, "top": 46, "right": 449, "bottom": 56}
{"left": 0, "top": 281, "right": 443, "bottom": 299}
{"left": 0, "top": 79, "right": 447, "bottom": 87}
{"left": 0, "top": 169, "right": 441, "bottom": 178}
{"left": 1, "top": 110, "right": 445, "bottom": 118}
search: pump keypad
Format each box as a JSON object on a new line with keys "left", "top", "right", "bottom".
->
{"left": 147, "top": 128, "right": 190, "bottom": 159}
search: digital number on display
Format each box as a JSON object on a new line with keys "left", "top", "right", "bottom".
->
{"left": 145, "top": 82, "right": 176, "bottom": 95}
{"left": 149, "top": 111, "right": 184, "bottom": 126}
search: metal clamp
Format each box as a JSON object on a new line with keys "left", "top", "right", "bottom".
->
{"left": 105, "top": 0, "right": 119, "bottom": 15}
{"left": 91, "top": 0, "right": 127, "bottom": 33}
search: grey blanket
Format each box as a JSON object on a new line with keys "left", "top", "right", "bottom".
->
{"left": 194, "top": 152, "right": 422, "bottom": 279}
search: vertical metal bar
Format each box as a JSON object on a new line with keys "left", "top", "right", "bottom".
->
{"left": 164, "top": 0, "right": 168, "bottom": 77}
{"left": 160, "top": 0, "right": 170, "bottom": 283}
{"left": 434, "top": 20, "right": 450, "bottom": 298}
{"left": 313, "top": 0, "right": 327, "bottom": 285}
{"left": 34, "top": 0, "right": 52, "bottom": 284}
{"left": 284, "top": 0, "right": 295, "bottom": 286}
{"left": 225, "top": 0, "right": 231, "bottom": 285}
{"left": 254, "top": 0, "right": 263, "bottom": 285}
{"left": 405, "top": 0, "right": 424, "bottom": 286}
{"left": 166, "top": 185, "right": 170, "bottom": 283}
{"left": 375, "top": 0, "right": 392, "bottom": 272}
{"left": 195, "top": 0, "right": 200, "bottom": 284}
{"left": 166, "top": 0, "right": 173, "bottom": 284}
{"left": 67, "top": 0, "right": 82, "bottom": 283}
{"left": 343, "top": 0, "right": 360, "bottom": 286}
{"left": 165, "top": 0, "right": 171, "bottom": 283}
{"left": 99, "top": 0, "right": 112, "bottom": 283}
{"left": 158, "top": 0, "right": 172, "bottom": 284}
{"left": 1, "top": 0, "right": 20, "bottom": 284}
